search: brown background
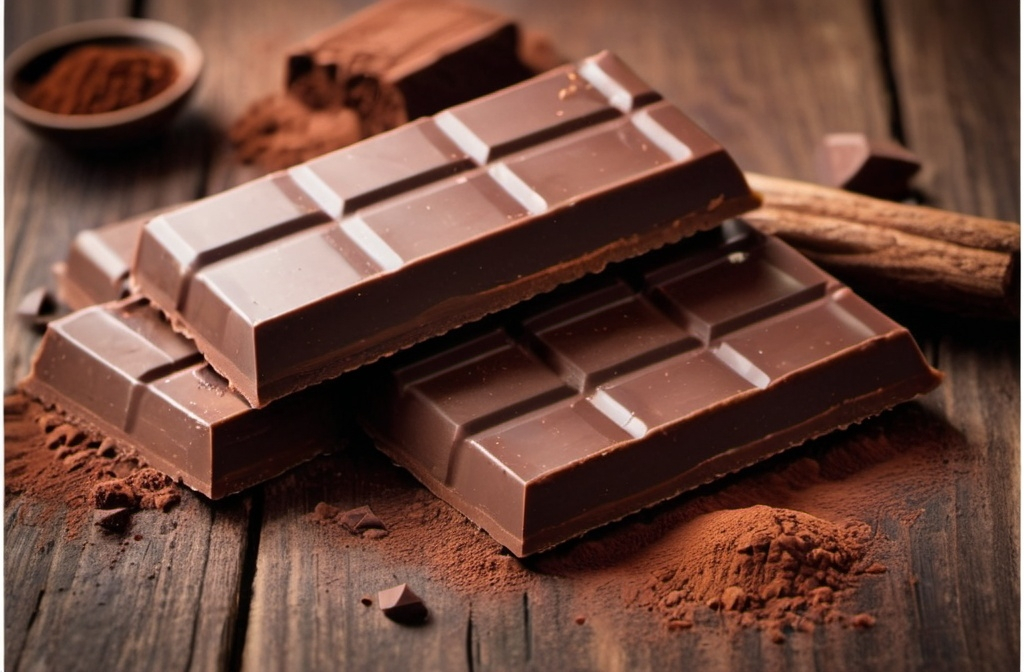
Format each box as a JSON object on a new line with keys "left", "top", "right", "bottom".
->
{"left": 5, "top": 0, "right": 1019, "bottom": 670}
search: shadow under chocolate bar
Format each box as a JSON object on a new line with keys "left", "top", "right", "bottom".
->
{"left": 131, "top": 51, "right": 760, "bottom": 407}
{"left": 360, "top": 221, "right": 942, "bottom": 556}
{"left": 21, "top": 299, "right": 351, "bottom": 499}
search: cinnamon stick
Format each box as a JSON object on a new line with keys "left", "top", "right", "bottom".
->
{"left": 743, "top": 172, "right": 1020, "bottom": 319}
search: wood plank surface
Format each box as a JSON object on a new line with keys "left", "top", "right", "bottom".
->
{"left": 4, "top": 0, "right": 1019, "bottom": 670}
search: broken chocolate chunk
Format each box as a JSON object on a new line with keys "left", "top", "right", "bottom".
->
{"left": 94, "top": 507, "right": 133, "bottom": 534}
{"left": 93, "top": 479, "right": 141, "bottom": 510}
{"left": 17, "top": 286, "right": 58, "bottom": 331}
{"left": 378, "top": 583, "right": 428, "bottom": 624}
{"left": 338, "top": 505, "right": 387, "bottom": 534}
{"left": 814, "top": 132, "right": 921, "bottom": 200}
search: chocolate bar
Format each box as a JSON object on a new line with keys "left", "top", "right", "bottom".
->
{"left": 54, "top": 212, "right": 148, "bottom": 310}
{"left": 131, "top": 51, "right": 760, "bottom": 407}
{"left": 21, "top": 299, "right": 350, "bottom": 498}
{"left": 360, "top": 222, "right": 941, "bottom": 556}
{"left": 285, "top": 0, "right": 534, "bottom": 133}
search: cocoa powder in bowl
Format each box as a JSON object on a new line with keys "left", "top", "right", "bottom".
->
{"left": 4, "top": 18, "right": 203, "bottom": 149}
{"left": 23, "top": 43, "right": 178, "bottom": 115}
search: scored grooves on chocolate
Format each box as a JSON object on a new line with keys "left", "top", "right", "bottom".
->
{"left": 362, "top": 222, "right": 941, "bottom": 556}
{"left": 131, "top": 50, "right": 760, "bottom": 406}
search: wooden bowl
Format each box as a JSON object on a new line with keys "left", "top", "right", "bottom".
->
{"left": 4, "top": 18, "right": 203, "bottom": 150}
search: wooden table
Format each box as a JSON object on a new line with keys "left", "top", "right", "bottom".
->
{"left": 5, "top": 1, "right": 1019, "bottom": 670}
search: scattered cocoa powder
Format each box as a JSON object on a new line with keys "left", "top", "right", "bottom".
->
{"left": 358, "top": 487, "right": 535, "bottom": 593}
{"left": 228, "top": 93, "right": 362, "bottom": 171}
{"left": 24, "top": 44, "right": 177, "bottom": 115}
{"left": 5, "top": 393, "right": 180, "bottom": 537}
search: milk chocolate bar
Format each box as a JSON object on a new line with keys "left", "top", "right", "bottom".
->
{"left": 360, "top": 222, "right": 942, "bottom": 556}
{"left": 54, "top": 213, "right": 146, "bottom": 310}
{"left": 286, "top": 0, "right": 534, "bottom": 132}
{"left": 132, "top": 51, "right": 760, "bottom": 407}
{"left": 21, "top": 299, "right": 350, "bottom": 498}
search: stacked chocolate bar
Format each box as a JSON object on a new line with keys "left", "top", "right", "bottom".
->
{"left": 23, "top": 22, "right": 940, "bottom": 555}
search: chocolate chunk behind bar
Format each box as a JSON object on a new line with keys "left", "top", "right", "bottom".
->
{"left": 132, "top": 52, "right": 760, "bottom": 407}
{"left": 55, "top": 214, "right": 143, "bottom": 310}
{"left": 286, "top": 0, "right": 534, "bottom": 132}
{"left": 21, "top": 300, "right": 351, "bottom": 499}
{"left": 360, "top": 222, "right": 941, "bottom": 556}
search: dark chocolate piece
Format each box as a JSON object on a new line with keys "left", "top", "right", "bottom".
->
{"left": 377, "top": 584, "right": 428, "bottom": 624}
{"left": 286, "top": 0, "right": 534, "bottom": 133}
{"left": 132, "top": 51, "right": 760, "bottom": 407}
{"left": 94, "top": 507, "right": 133, "bottom": 534}
{"left": 814, "top": 132, "right": 921, "bottom": 200}
{"left": 338, "top": 505, "right": 386, "bottom": 533}
{"left": 21, "top": 299, "right": 351, "bottom": 499}
{"left": 360, "top": 222, "right": 942, "bottom": 556}
{"left": 17, "top": 286, "right": 59, "bottom": 330}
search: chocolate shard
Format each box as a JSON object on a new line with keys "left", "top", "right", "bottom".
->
{"left": 285, "top": 0, "right": 534, "bottom": 134}
{"left": 17, "top": 286, "right": 58, "bottom": 330}
{"left": 377, "top": 584, "right": 428, "bottom": 624}
{"left": 21, "top": 298, "right": 352, "bottom": 499}
{"left": 338, "top": 505, "right": 386, "bottom": 533}
{"left": 94, "top": 507, "right": 133, "bottom": 534}
{"left": 814, "top": 132, "right": 921, "bottom": 200}
{"left": 360, "top": 222, "right": 942, "bottom": 556}
{"left": 131, "top": 51, "right": 759, "bottom": 407}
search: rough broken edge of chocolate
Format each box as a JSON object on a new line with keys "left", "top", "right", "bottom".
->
{"left": 228, "top": 28, "right": 567, "bottom": 172}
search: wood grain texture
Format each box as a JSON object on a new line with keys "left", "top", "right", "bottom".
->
{"left": 3, "top": 0, "right": 210, "bottom": 390}
{"left": 881, "top": 2, "right": 1020, "bottom": 671}
{"left": 4, "top": 0, "right": 1019, "bottom": 670}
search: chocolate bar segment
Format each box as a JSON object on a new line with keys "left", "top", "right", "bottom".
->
{"left": 21, "top": 300, "right": 350, "bottom": 498}
{"left": 55, "top": 214, "right": 143, "bottom": 310}
{"left": 285, "top": 0, "right": 534, "bottom": 132}
{"left": 132, "top": 52, "right": 760, "bottom": 407}
{"left": 360, "top": 222, "right": 941, "bottom": 556}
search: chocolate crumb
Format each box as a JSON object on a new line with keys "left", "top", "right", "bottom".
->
{"left": 360, "top": 596, "right": 373, "bottom": 607}
{"left": 94, "top": 507, "right": 132, "bottom": 534}
{"left": 851, "top": 613, "right": 877, "bottom": 628}
{"left": 378, "top": 583, "right": 428, "bottom": 625}
{"left": 338, "top": 505, "right": 387, "bottom": 534}
{"left": 94, "top": 479, "right": 141, "bottom": 510}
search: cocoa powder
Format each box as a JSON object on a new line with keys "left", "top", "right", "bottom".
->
{"left": 24, "top": 44, "right": 177, "bottom": 115}
{"left": 631, "top": 505, "right": 879, "bottom": 642}
{"left": 4, "top": 393, "right": 180, "bottom": 537}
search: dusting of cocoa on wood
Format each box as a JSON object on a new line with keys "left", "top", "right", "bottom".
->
{"left": 315, "top": 404, "right": 959, "bottom": 643}
{"left": 5, "top": 393, "right": 180, "bottom": 538}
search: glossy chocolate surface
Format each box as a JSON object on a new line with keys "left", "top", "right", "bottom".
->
{"left": 22, "top": 299, "right": 350, "bottom": 498}
{"left": 361, "top": 222, "right": 942, "bottom": 556}
{"left": 132, "top": 51, "right": 759, "bottom": 407}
